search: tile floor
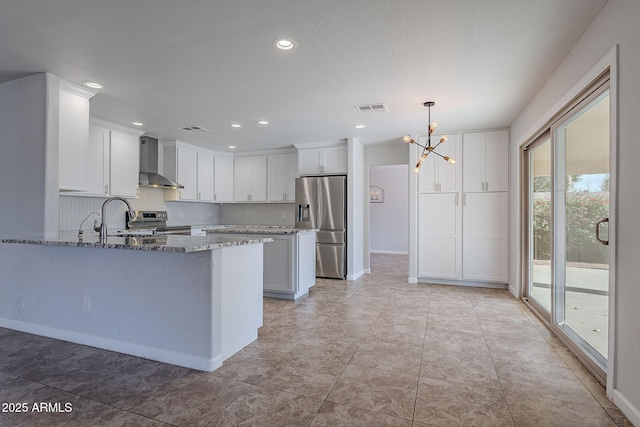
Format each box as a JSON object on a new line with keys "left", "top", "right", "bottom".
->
{"left": 0, "top": 254, "right": 633, "bottom": 426}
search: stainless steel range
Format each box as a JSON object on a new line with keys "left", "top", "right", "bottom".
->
{"left": 113, "top": 210, "right": 194, "bottom": 236}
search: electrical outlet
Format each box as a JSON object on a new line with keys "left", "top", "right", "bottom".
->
{"left": 282, "top": 211, "right": 287, "bottom": 219}
{"left": 83, "top": 296, "right": 91, "bottom": 311}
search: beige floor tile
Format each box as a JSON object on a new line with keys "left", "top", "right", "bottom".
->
{"left": 130, "top": 373, "right": 249, "bottom": 426}
{"left": 414, "top": 377, "right": 513, "bottom": 426}
{"left": 310, "top": 402, "right": 412, "bottom": 426}
{"left": 494, "top": 359, "right": 597, "bottom": 404}
{"left": 285, "top": 333, "right": 361, "bottom": 364}
{"left": 208, "top": 384, "right": 323, "bottom": 427}
{"left": 327, "top": 364, "right": 418, "bottom": 420}
{"left": 255, "top": 353, "right": 347, "bottom": 399}
{"left": 367, "top": 320, "right": 426, "bottom": 347}
{"left": 420, "top": 349, "right": 501, "bottom": 389}
{"left": 485, "top": 335, "right": 568, "bottom": 367}
{"left": 423, "top": 328, "right": 490, "bottom": 356}
{"left": 426, "top": 312, "right": 483, "bottom": 334}
{"left": 604, "top": 406, "right": 636, "bottom": 427}
{"left": 505, "top": 392, "right": 617, "bottom": 427}
{"left": 350, "top": 339, "right": 423, "bottom": 376}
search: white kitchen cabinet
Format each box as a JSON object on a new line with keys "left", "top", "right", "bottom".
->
{"left": 268, "top": 153, "right": 298, "bottom": 202}
{"left": 462, "top": 192, "right": 509, "bottom": 282}
{"left": 82, "top": 118, "right": 143, "bottom": 198}
{"left": 297, "top": 145, "right": 347, "bottom": 175}
{"left": 164, "top": 141, "right": 221, "bottom": 202}
{"left": 58, "top": 80, "right": 96, "bottom": 191}
{"left": 234, "top": 155, "right": 267, "bottom": 202}
{"left": 418, "top": 193, "right": 462, "bottom": 279}
{"left": 417, "top": 133, "right": 460, "bottom": 193}
{"left": 214, "top": 155, "right": 234, "bottom": 202}
{"left": 462, "top": 130, "right": 509, "bottom": 192}
{"left": 197, "top": 151, "right": 215, "bottom": 202}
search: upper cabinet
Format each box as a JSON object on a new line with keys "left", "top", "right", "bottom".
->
{"left": 418, "top": 133, "right": 461, "bottom": 193}
{"left": 298, "top": 145, "right": 347, "bottom": 175}
{"left": 214, "top": 155, "right": 234, "bottom": 202}
{"left": 234, "top": 155, "right": 267, "bottom": 202}
{"left": 164, "top": 141, "right": 225, "bottom": 202}
{"left": 58, "top": 80, "right": 96, "bottom": 192}
{"left": 268, "top": 153, "right": 298, "bottom": 202}
{"left": 462, "top": 130, "right": 509, "bottom": 192}
{"left": 77, "top": 118, "right": 143, "bottom": 198}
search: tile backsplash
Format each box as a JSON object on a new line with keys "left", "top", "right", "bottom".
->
{"left": 59, "top": 188, "right": 295, "bottom": 234}
{"left": 220, "top": 203, "right": 295, "bottom": 226}
{"left": 59, "top": 187, "right": 220, "bottom": 233}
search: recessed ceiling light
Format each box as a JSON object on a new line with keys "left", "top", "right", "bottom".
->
{"left": 258, "top": 120, "right": 269, "bottom": 125}
{"left": 355, "top": 124, "right": 366, "bottom": 129}
{"left": 83, "top": 81, "right": 102, "bottom": 89}
{"left": 228, "top": 145, "right": 236, "bottom": 149}
{"left": 273, "top": 38, "right": 297, "bottom": 51}
{"left": 231, "top": 123, "right": 242, "bottom": 128}
{"left": 132, "top": 122, "right": 144, "bottom": 126}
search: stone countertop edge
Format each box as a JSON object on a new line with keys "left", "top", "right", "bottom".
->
{"left": 1, "top": 235, "right": 274, "bottom": 253}
{"left": 199, "top": 225, "right": 317, "bottom": 234}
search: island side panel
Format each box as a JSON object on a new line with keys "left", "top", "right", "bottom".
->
{"left": 216, "top": 242, "right": 264, "bottom": 360}
{"left": 0, "top": 243, "right": 219, "bottom": 371}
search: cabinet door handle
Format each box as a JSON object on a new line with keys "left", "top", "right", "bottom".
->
{"left": 198, "top": 192, "right": 201, "bottom": 200}
{"left": 104, "top": 184, "right": 109, "bottom": 194}
{"left": 433, "top": 183, "right": 437, "bottom": 192}
{"left": 485, "top": 181, "right": 489, "bottom": 192}
{"left": 455, "top": 193, "right": 459, "bottom": 205}
{"left": 214, "top": 193, "right": 217, "bottom": 201}
{"left": 178, "top": 190, "right": 182, "bottom": 199}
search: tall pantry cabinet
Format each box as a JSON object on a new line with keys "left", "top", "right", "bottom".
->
{"left": 416, "top": 129, "right": 509, "bottom": 284}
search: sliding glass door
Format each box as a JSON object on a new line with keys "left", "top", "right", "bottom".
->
{"left": 525, "top": 81, "right": 611, "bottom": 379}
{"left": 553, "top": 89, "right": 610, "bottom": 370}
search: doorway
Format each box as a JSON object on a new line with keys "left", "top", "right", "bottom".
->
{"left": 369, "top": 164, "right": 409, "bottom": 254}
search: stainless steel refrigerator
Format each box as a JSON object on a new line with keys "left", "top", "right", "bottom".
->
{"left": 295, "top": 176, "right": 347, "bottom": 279}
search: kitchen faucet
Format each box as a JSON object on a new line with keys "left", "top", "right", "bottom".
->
{"left": 96, "top": 197, "right": 135, "bottom": 241}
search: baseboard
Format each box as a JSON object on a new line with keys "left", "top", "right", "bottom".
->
{"left": 346, "top": 270, "right": 365, "bottom": 280}
{"left": 508, "top": 284, "right": 518, "bottom": 298}
{"left": 408, "top": 277, "right": 418, "bottom": 284}
{"left": 417, "top": 277, "right": 508, "bottom": 289}
{"left": 613, "top": 389, "right": 640, "bottom": 427}
{"left": 370, "top": 250, "right": 409, "bottom": 255}
{"left": 0, "top": 318, "right": 223, "bottom": 372}
{"left": 364, "top": 268, "right": 371, "bottom": 274}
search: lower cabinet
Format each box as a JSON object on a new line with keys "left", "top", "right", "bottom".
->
{"left": 462, "top": 192, "right": 509, "bottom": 282}
{"left": 258, "top": 232, "right": 316, "bottom": 300}
{"left": 417, "top": 191, "right": 508, "bottom": 284}
{"left": 208, "top": 231, "right": 316, "bottom": 299}
{"left": 418, "top": 193, "right": 462, "bottom": 279}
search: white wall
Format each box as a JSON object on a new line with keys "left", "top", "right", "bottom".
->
{"left": 347, "top": 137, "right": 365, "bottom": 280}
{"left": 370, "top": 164, "right": 409, "bottom": 253}
{"left": 509, "top": 0, "right": 640, "bottom": 422}
{"left": 364, "top": 143, "right": 410, "bottom": 270}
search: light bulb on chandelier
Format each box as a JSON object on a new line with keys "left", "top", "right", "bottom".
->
{"left": 403, "top": 101, "right": 455, "bottom": 173}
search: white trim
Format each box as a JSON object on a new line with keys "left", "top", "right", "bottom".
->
{"left": 364, "top": 268, "right": 371, "bottom": 274}
{"left": 370, "top": 250, "right": 408, "bottom": 255}
{"left": 508, "top": 284, "right": 518, "bottom": 298}
{"left": 346, "top": 269, "right": 365, "bottom": 280}
{"left": 408, "top": 277, "right": 418, "bottom": 284}
{"left": 293, "top": 140, "right": 347, "bottom": 150}
{"left": 613, "top": 390, "right": 640, "bottom": 427}
{"left": 0, "top": 318, "right": 223, "bottom": 372}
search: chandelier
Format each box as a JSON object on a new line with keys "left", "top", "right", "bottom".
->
{"left": 403, "top": 101, "right": 455, "bottom": 173}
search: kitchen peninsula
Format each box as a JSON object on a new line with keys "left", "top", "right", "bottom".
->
{"left": 0, "top": 233, "right": 273, "bottom": 372}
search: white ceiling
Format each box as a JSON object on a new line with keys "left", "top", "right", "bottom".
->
{"left": 0, "top": 0, "right": 607, "bottom": 153}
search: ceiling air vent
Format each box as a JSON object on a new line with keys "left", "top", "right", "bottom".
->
{"left": 355, "top": 103, "right": 389, "bottom": 115}
{"left": 181, "top": 126, "right": 211, "bottom": 134}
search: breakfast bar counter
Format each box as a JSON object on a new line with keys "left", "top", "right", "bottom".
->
{"left": 0, "top": 233, "right": 272, "bottom": 372}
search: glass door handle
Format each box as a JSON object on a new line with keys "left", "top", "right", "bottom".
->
{"left": 595, "top": 217, "right": 609, "bottom": 246}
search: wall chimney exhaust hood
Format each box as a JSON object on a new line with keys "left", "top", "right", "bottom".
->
{"left": 139, "top": 136, "right": 184, "bottom": 189}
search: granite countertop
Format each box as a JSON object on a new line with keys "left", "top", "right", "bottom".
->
{"left": 199, "top": 225, "right": 317, "bottom": 234}
{"left": 2, "top": 231, "right": 274, "bottom": 253}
